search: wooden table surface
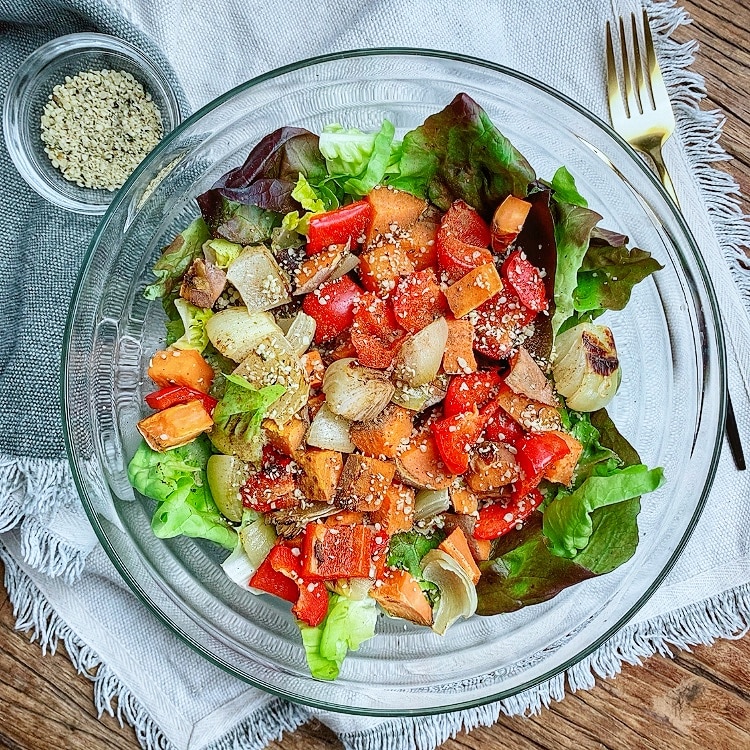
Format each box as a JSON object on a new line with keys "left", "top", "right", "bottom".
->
{"left": 2, "top": 1, "right": 749, "bottom": 748}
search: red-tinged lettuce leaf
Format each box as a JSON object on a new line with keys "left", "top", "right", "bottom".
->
{"left": 386, "top": 93, "right": 536, "bottom": 220}
{"left": 197, "top": 127, "right": 327, "bottom": 221}
{"left": 476, "top": 513, "right": 594, "bottom": 615}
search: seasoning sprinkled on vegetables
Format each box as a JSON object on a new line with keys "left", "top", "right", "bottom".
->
{"left": 40, "top": 68, "right": 162, "bottom": 191}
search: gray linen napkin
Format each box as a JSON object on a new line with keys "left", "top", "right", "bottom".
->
{"left": 2, "top": 1, "right": 750, "bottom": 749}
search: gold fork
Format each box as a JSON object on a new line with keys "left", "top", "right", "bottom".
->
{"left": 606, "top": 9, "right": 746, "bottom": 470}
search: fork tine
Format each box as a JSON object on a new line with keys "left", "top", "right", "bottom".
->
{"left": 630, "top": 12, "right": 652, "bottom": 111}
{"left": 606, "top": 20, "right": 627, "bottom": 122}
{"left": 619, "top": 16, "right": 641, "bottom": 116}
{"left": 641, "top": 8, "right": 671, "bottom": 108}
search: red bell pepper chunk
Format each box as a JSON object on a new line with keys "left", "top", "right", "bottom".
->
{"left": 302, "top": 275, "right": 363, "bottom": 344}
{"left": 390, "top": 269, "right": 448, "bottom": 333}
{"left": 436, "top": 200, "right": 493, "bottom": 282}
{"left": 249, "top": 557, "right": 299, "bottom": 603}
{"left": 443, "top": 371, "right": 503, "bottom": 417}
{"left": 267, "top": 544, "right": 329, "bottom": 627}
{"left": 501, "top": 250, "right": 548, "bottom": 313}
{"left": 472, "top": 290, "right": 537, "bottom": 360}
{"left": 351, "top": 292, "right": 405, "bottom": 369}
{"left": 306, "top": 200, "right": 373, "bottom": 255}
{"left": 481, "top": 400, "right": 524, "bottom": 444}
{"left": 515, "top": 431, "right": 570, "bottom": 491}
{"left": 431, "top": 408, "right": 488, "bottom": 475}
{"left": 301, "top": 523, "right": 375, "bottom": 580}
{"left": 144, "top": 384, "right": 218, "bottom": 413}
{"left": 473, "top": 489, "right": 544, "bottom": 540}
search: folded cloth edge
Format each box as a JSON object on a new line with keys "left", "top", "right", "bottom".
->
{"left": 1, "top": 0, "right": 750, "bottom": 748}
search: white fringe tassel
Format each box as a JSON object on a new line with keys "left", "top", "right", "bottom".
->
{"left": 1, "top": 1, "right": 749, "bottom": 749}
{"left": 0, "top": 455, "right": 89, "bottom": 582}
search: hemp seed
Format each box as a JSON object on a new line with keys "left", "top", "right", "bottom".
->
{"left": 40, "top": 68, "right": 162, "bottom": 191}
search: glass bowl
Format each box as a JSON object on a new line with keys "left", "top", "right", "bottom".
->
{"left": 62, "top": 50, "right": 725, "bottom": 715}
{"left": 3, "top": 33, "right": 181, "bottom": 215}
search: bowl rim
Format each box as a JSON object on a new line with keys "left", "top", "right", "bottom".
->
{"left": 62, "top": 47, "right": 727, "bottom": 716}
{"left": 2, "top": 31, "right": 182, "bottom": 216}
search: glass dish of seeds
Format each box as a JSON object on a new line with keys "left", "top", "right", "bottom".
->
{"left": 4, "top": 33, "right": 181, "bottom": 215}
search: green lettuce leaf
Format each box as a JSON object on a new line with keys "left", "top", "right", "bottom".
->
{"left": 127, "top": 437, "right": 237, "bottom": 550}
{"left": 172, "top": 298, "right": 213, "bottom": 352}
{"left": 386, "top": 531, "right": 444, "bottom": 579}
{"left": 291, "top": 173, "right": 328, "bottom": 213}
{"left": 143, "top": 218, "right": 210, "bottom": 300}
{"left": 543, "top": 464, "right": 664, "bottom": 559}
{"left": 298, "top": 593, "right": 378, "bottom": 680}
{"left": 386, "top": 93, "right": 536, "bottom": 219}
{"left": 550, "top": 166, "right": 588, "bottom": 207}
{"left": 574, "top": 244, "right": 664, "bottom": 316}
{"left": 550, "top": 201, "right": 602, "bottom": 336}
{"left": 213, "top": 374, "right": 285, "bottom": 439}
{"left": 204, "top": 238, "right": 243, "bottom": 269}
{"left": 205, "top": 200, "right": 282, "bottom": 245}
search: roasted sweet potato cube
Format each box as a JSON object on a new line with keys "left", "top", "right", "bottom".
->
{"left": 359, "top": 244, "right": 415, "bottom": 295}
{"left": 544, "top": 430, "right": 584, "bottom": 486}
{"left": 442, "top": 318, "right": 477, "bottom": 374}
{"left": 444, "top": 263, "right": 503, "bottom": 318}
{"left": 370, "top": 567, "right": 432, "bottom": 626}
{"left": 370, "top": 481, "right": 415, "bottom": 535}
{"left": 504, "top": 346, "right": 557, "bottom": 406}
{"left": 295, "top": 448, "right": 344, "bottom": 503}
{"left": 466, "top": 443, "right": 520, "bottom": 493}
{"left": 300, "top": 349, "right": 325, "bottom": 388}
{"left": 137, "top": 401, "right": 213, "bottom": 452}
{"left": 441, "top": 513, "right": 493, "bottom": 562}
{"left": 349, "top": 404, "right": 413, "bottom": 458}
{"left": 336, "top": 454, "right": 395, "bottom": 511}
{"left": 495, "top": 385, "right": 562, "bottom": 432}
{"left": 364, "top": 186, "right": 428, "bottom": 246}
{"left": 401, "top": 218, "right": 440, "bottom": 271}
{"left": 449, "top": 482, "right": 478, "bottom": 515}
{"left": 439, "top": 528, "right": 481, "bottom": 585}
{"left": 263, "top": 415, "right": 307, "bottom": 457}
{"left": 147, "top": 348, "right": 214, "bottom": 393}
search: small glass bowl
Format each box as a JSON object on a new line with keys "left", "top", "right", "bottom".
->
{"left": 3, "top": 33, "right": 181, "bottom": 215}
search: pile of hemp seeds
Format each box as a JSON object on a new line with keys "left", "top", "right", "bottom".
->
{"left": 40, "top": 68, "right": 163, "bottom": 192}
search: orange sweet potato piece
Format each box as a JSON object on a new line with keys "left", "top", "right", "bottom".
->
{"left": 396, "top": 431, "right": 456, "bottom": 490}
{"left": 444, "top": 263, "right": 503, "bottom": 318}
{"left": 359, "top": 244, "right": 415, "bottom": 295}
{"left": 439, "top": 528, "right": 481, "bottom": 585}
{"left": 441, "top": 513, "right": 493, "bottom": 561}
{"left": 300, "top": 349, "right": 325, "bottom": 388}
{"left": 336, "top": 454, "right": 395, "bottom": 511}
{"left": 442, "top": 318, "right": 477, "bottom": 374}
{"left": 491, "top": 195, "right": 532, "bottom": 253}
{"left": 370, "top": 481, "right": 415, "bottom": 535}
{"left": 401, "top": 218, "right": 440, "bottom": 271}
{"left": 495, "top": 385, "right": 562, "bottom": 432}
{"left": 147, "top": 348, "right": 215, "bottom": 393}
{"left": 449, "top": 482, "right": 478, "bottom": 515}
{"left": 349, "top": 404, "right": 414, "bottom": 459}
{"left": 504, "top": 346, "right": 557, "bottom": 406}
{"left": 365, "top": 186, "right": 428, "bottom": 246}
{"left": 263, "top": 415, "right": 307, "bottom": 456}
{"left": 137, "top": 401, "right": 213, "bottom": 452}
{"left": 325, "top": 510, "right": 366, "bottom": 526}
{"left": 295, "top": 448, "right": 344, "bottom": 503}
{"left": 544, "top": 430, "right": 583, "bottom": 486}
{"left": 293, "top": 246, "right": 346, "bottom": 294}
{"left": 466, "top": 443, "right": 520, "bottom": 492}
{"left": 370, "top": 567, "right": 432, "bottom": 626}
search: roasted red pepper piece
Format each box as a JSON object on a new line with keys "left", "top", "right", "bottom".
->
{"left": 501, "top": 250, "right": 548, "bottom": 313}
{"left": 436, "top": 200, "right": 493, "bottom": 282}
{"left": 473, "top": 489, "right": 544, "bottom": 540}
{"left": 144, "top": 384, "right": 218, "bottom": 413}
{"left": 351, "top": 292, "right": 405, "bottom": 369}
{"left": 249, "top": 556, "right": 300, "bottom": 603}
{"left": 390, "top": 269, "right": 448, "bottom": 333}
{"left": 472, "top": 290, "right": 537, "bottom": 360}
{"left": 306, "top": 200, "right": 373, "bottom": 255}
{"left": 481, "top": 400, "right": 524, "bottom": 444}
{"left": 515, "top": 431, "right": 571, "bottom": 491}
{"left": 268, "top": 544, "right": 329, "bottom": 626}
{"left": 301, "top": 523, "right": 375, "bottom": 580}
{"left": 431, "top": 408, "right": 488, "bottom": 475}
{"left": 443, "top": 371, "right": 503, "bottom": 416}
{"left": 302, "top": 275, "right": 363, "bottom": 344}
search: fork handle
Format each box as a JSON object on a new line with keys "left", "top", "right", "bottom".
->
{"left": 644, "top": 145, "right": 680, "bottom": 208}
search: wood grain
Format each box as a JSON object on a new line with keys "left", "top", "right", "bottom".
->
{"left": 1, "top": 0, "right": 749, "bottom": 747}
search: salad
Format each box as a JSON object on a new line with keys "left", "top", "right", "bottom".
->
{"left": 128, "top": 93, "right": 664, "bottom": 680}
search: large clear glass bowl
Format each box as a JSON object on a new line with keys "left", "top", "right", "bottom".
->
{"left": 62, "top": 50, "right": 725, "bottom": 715}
